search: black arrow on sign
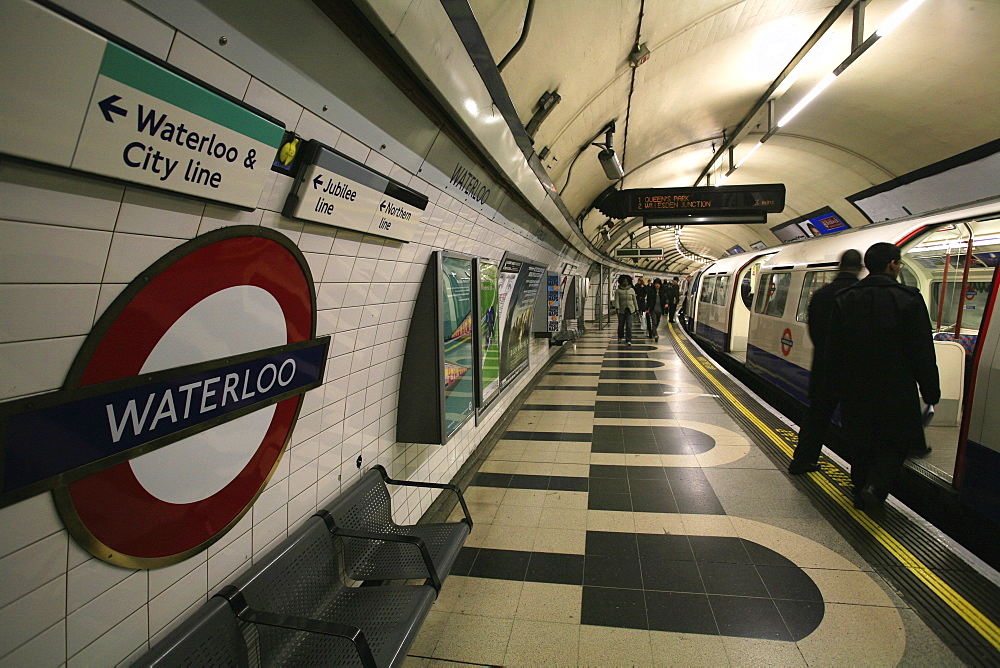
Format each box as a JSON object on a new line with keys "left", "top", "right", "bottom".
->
{"left": 99, "top": 95, "right": 128, "bottom": 122}
{"left": 312, "top": 175, "right": 323, "bottom": 189}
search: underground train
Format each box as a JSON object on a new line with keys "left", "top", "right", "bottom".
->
{"left": 685, "top": 199, "right": 1000, "bottom": 538}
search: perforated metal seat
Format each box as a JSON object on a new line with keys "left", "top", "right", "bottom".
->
{"left": 134, "top": 596, "right": 248, "bottom": 668}
{"left": 319, "top": 466, "right": 472, "bottom": 587}
{"left": 227, "top": 516, "right": 435, "bottom": 668}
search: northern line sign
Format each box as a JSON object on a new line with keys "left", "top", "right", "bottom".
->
{"left": 0, "top": 1, "right": 284, "bottom": 209}
{"left": 283, "top": 140, "right": 429, "bottom": 243}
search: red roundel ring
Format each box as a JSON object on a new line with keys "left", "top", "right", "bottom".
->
{"left": 53, "top": 227, "right": 314, "bottom": 568}
{"left": 781, "top": 328, "right": 794, "bottom": 356}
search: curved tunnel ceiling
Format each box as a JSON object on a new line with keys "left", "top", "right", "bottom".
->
{"left": 464, "top": 0, "right": 1000, "bottom": 273}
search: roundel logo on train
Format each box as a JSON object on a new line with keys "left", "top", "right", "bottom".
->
{"left": 781, "top": 328, "right": 794, "bottom": 356}
{"left": 0, "top": 226, "right": 329, "bottom": 568}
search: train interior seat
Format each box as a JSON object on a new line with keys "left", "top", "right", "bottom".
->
{"left": 932, "top": 340, "right": 966, "bottom": 427}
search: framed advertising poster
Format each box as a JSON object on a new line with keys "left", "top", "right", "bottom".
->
{"left": 397, "top": 251, "right": 475, "bottom": 444}
{"left": 498, "top": 254, "right": 547, "bottom": 385}
{"left": 441, "top": 255, "right": 475, "bottom": 438}
{"left": 475, "top": 258, "right": 501, "bottom": 410}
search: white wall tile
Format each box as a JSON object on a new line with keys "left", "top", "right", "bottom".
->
{"left": 0, "top": 284, "right": 100, "bottom": 344}
{"left": 0, "top": 335, "right": 85, "bottom": 399}
{"left": 294, "top": 110, "right": 343, "bottom": 150}
{"left": 243, "top": 78, "right": 304, "bottom": 131}
{"left": 102, "top": 232, "right": 184, "bottom": 284}
{"left": 207, "top": 512, "right": 252, "bottom": 559}
{"left": 252, "top": 507, "right": 286, "bottom": 557}
{"left": 0, "top": 618, "right": 65, "bottom": 667}
{"left": 148, "top": 563, "right": 207, "bottom": 637}
{"left": 288, "top": 459, "right": 317, "bottom": 498}
{"left": 253, "top": 477, "right": 288, "bottom": 523}
{"left": 207, "top": 528, "right": 251, "bottom": 591}
{"left": 115, "top": 188, "right": 204, "bottom": 238}
{"left": 198, "top": 202, "right": 265, "bottom": 234}
{"left": 0, "top": 220, "right": 112, "bottom": 283}
{"left": 167, "top": 32, "right": 250, "bottom": 100}
{"left": 50, "top": 0, "right": 174, "bottom": 59}
{"left": 67, "top": 606, "right": 146, "bottom": 668}
{"left": 0, "top": 532, "right": 66, "bottom": 609}
{"left": 334, "top": 133, "right": 370, "bottom": 164}
{"left": 66, "top": 571, "right": 146, "bottom": 655}
{"left": 148, "top": 551, "right": 205, "bottom": 600}
{"left": 0, "top": 162, "right": 122, "bottom": 231}
{"left": 364, "top": 151, "right": 394, "bottom": 178}
{"left": 0, "top": 495, "right": 63, "bottom": 561}
{"left": 66, "top": 555, "right": 134, "bottom": 614}
{"left": 0, "top": 575, "right": 66, "bottom": 657}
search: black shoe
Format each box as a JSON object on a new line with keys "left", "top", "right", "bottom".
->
{"left": 626, "top": 341, "right": 632, "bottom": 347}
{"left": 788, "top": 461, "right": 821, "bottom": 475}
{"left": 858, "top": 484, "right": 881, "bottom": 512}
{"left": 655, "top": 336, "right": 659, "bottom": 342}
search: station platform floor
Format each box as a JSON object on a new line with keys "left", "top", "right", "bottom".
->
{"left": 404, "top": 322, "right": 999, "bottom": 666}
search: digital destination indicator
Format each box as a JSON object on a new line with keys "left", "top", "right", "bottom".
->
{"left": 623, "top": 184, "right": 785, "bottom": 215}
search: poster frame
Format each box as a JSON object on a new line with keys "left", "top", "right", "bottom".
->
{"left": 497, "top": 252, "right": 548, "bottom": 387}
{"left": 473, "top": 257, "right": 503, "bottom": 417}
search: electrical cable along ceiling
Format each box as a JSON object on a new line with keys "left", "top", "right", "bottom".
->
{"left": 466, "top": 0, "right": 1000, "bottom": 273}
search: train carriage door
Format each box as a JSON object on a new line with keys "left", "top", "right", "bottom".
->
{"left": 728, "top": 253, "right": 775, "bottom": 360}
{"left": 901, "top": 217, "right": 1000, "bottom": 485}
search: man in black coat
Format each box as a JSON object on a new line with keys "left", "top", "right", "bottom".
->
{"left": 664, "top": 277, "right": 681, "bottom": 323}
{"left": 789, "top": 249, "right": 862, "bottom": 475}
{"left": 824, "top": 243, "right": 940, "bottom": 511}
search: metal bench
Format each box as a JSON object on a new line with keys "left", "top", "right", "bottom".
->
{"left": 316, "top": 465, "right": 473, "bottom": 594}
{"left": 136, "top": 516, "right": 436, "bottom": 667}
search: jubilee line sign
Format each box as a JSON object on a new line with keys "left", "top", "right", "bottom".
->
{"left": 283, "top": 140, "right": 429, "bottom": 243}
{"left": 0, "top": 0, "right": 284, "bottom": 209}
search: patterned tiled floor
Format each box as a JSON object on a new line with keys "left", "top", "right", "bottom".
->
{"left": 405, "top": 324, "right": 963, "bottom": 666}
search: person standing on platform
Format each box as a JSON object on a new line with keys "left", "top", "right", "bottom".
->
{"left": 824, "top": 243, "right": 940, "bottom": 511}
{"left": 664, "top": 277, "right": 681, "bottom": 323}
{"left": 788, "top": 249, "right": 862, "bottom": 475}
{"left": 634, "top": 278, "right": 648, "bottom": 334}
{"left": 614, "top": 275, "right": 639, "bottom": 346}
{"left": 646, "top": 278, "right": 665, "bottom": 341}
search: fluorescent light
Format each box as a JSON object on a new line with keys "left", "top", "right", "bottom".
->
{"left": 463, "top": 99, "right": 478, "bottom": 115}
{"left": 735, "top": 141, "right": 764, "bottom": 169}
{"left": 876, "top": 0, "right": 928, "bottom": 37}
{"left": 715, "top": 174, "right": 729, "bottom": 187}
{"left": 777, "top": 73, "right": 837, "bottom": 127}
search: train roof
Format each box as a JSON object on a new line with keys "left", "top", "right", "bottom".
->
{"left": 755, "top": 200, "right": 1000, "bottom": 272}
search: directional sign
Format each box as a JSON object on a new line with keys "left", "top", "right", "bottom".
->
{"left": 0, "top": 2, "right": 284, "bottom": 209}
{"left": 72, "top": 44, "right": 284, "bottom": 207}
{"left": 616, "top": 248, "right": 664, "bottom": 258}
{"left": 283, "top": 140, "right": 428, "bottom": 242}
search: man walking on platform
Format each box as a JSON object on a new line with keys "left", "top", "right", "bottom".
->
{"left": 789, "top": 249, "right": 862, "bottom": 475}
{"left": 614, "top": 275, "right": 639, "bottom": 346}
{"left": 646, "top": 278, "right": 666, "bottom": 341}
{"left": 824, "top": 243, "right": 940, "bottom": 511}
{"left": 664, "top": 277, "right": 681, "bottom": 323}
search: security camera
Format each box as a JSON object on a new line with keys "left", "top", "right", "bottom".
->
{"left": 598, "top": 148, "right": 624, "bottom": 180}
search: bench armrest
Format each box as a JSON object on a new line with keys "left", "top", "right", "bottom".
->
{"left": 372, "top": 464, "right": 474, "bottom": 528}
{"left": 315, "top": 509, "right": 443, "bottom": 594}
{"left": 216, "top": 586, "right": 376, "bottom": 668}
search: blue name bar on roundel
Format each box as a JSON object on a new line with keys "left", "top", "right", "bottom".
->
{"left": 1, "top": 337, "right": 329, "bottom": 503}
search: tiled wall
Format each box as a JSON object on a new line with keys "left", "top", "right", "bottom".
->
{"left": 0, "top": 2, "right": 582, "bottom": 664}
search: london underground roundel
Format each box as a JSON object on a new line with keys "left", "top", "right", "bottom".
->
{"left": 52, "top": 226, "right": 325, "bottom": 568}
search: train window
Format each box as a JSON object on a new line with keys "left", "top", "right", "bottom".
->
{"left": 796, "top": 271, "right": 837, "bottom": 322}
{"left": 931, "top": 280, "right": 993, "bottom": 333}
{"left": 756, "top": 272, "right": 792, "bottom": 317}
{"left": 700, "top": 276, "right": 716, "bottom": 303}
{"left": 713, "top": 275, "right": 731, "bottom": 305}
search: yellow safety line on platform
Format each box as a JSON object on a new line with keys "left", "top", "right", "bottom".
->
{"left": 666, "top": 324, "right": 1000, "bottom": 650}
